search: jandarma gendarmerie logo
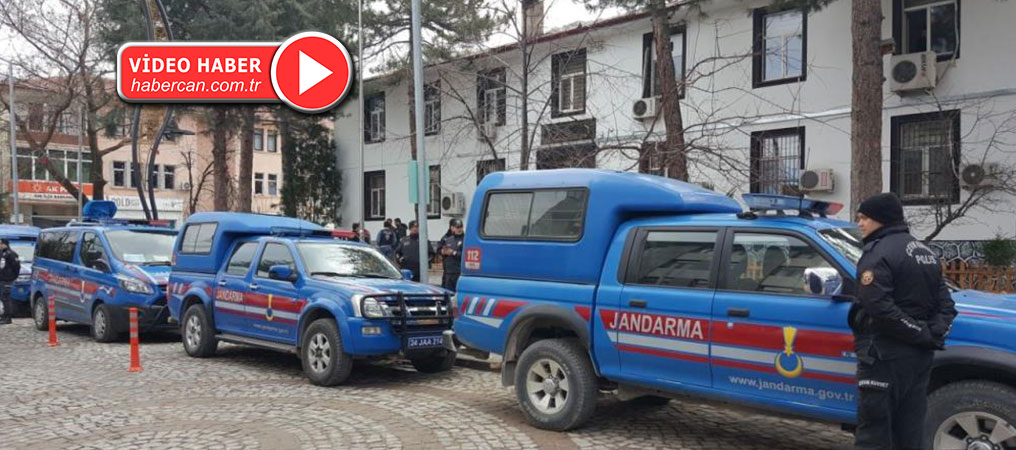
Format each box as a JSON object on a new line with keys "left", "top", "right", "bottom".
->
{"left": 775, "top": 326, "right": 804, "bottom": 378}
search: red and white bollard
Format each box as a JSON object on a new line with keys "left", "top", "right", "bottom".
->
{"left": 47, "top": 297, "right": 58, "bottom": 347}
{"left": 128, "top": 307, "right": 142, "bottom": 373}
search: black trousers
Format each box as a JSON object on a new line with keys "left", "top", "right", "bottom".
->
{"left": 442, "top": 272, "right": 460, "bottom": 291}
{"left": 855, "top": 350, "right": 934, "bottom": 450}
{"left": 0, "top": 282, "right": 12, "bottom": 320}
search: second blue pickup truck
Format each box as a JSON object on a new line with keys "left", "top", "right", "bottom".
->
{"left": 167, "top": 213, "right": 456, "bottom": 385}
{"left": 454, "top": 169, "right": 1016, "bottom": 447}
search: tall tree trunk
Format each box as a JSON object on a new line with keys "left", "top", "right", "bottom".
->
{"left": 237, "top": 108, "right": 255, "bottom": 212}
{"left": 212, "top": 107, "right": 231, "bottom": 211}
{"left": 652, "top": 8, "right": 688, "bottom": 181}
{"left": 850, "top": 0, "right": 885, "bottom": 213}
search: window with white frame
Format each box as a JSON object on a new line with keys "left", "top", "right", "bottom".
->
{"left": 14, "top": 148, "right": 90, "bottom": 183}
{"left": 476, "top": 68, "right": 506, "bottom": 126}
{"left": 427, "top": 165, "right": 441, "bottom": 218}
{"left": 268, "top": 174, "right": 278, "bottom": 196}
{"left": 898, "top": 0, "right": 959, "bottom": 59}
{"left": 553, "top": 49, "right": 586, "bottom": 116}
{"left": 642, "top": 30, "right": 686, "bottom": 99}
{"left": 891, "top": 111, "right": 960, "bottom": 204}
{"left": 162, "top": 165, "right": 176, "bottom": 190}
{"left": 753, "top": 8, "right": 806, "bottom": 87}
{"left": 424, "top": 81, "right": 441, "bottom": 135}
{"left": 254, "top": 172, "right": 265, "bottom": 195}
{"left": 364, "top": 171, "right": 386, "bottom": 220}
{"left": 267, "top": 130, "right": 278, "bottom": 152}
{"left": 254, "top": 128, "right": 264, "bottom": 151}
{"left": 365, "top": 93, "right": 386, "bottom": 143}
{"left": 113, "top": 161, "right": 127, "bottom": 187}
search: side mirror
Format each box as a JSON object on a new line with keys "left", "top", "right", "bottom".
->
{"left": 91, "top": 259, "right": 111, "bottom": 273}
{"left": 401, "top": 269, "right": 414, "bottom": 281}
{"left": 804, "top": 267, "right": 843, "bottom": 297}
{"left": 268, "top": 265, "right": 297, "bottom": 282}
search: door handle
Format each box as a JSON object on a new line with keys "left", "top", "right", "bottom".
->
{"left": 727, "top": 307, "right": 750, "bottom": 318}
{"left": 249, "top": 283, "right": 259, "bottom": 291}
{"left": 218, "top": 280, "right": 227, "bottom": 287}
{"left": 628, "top": 299, "right": 648, "bottom": 308}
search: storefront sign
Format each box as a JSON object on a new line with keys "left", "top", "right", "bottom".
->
{"left": 13, "top": 181, "right": 93, "bottom": 202}
{"left": 109, "top": 195, "right": 184, "bottom": 212}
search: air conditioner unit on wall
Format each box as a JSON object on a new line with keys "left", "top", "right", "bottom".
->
{"left": 961, "top": 163, "right": 1001, "bottom": 189}
{"left": 890, "top": 51, "right": 937, "bottom": 93}
{"left": 632, "top": 97, "right": 659, "bottom": 120}
{"left": 441, "top": 192, "right": 465, "bottom": 215}
{"left": 799, "top": 169, "right": 835, "bottom": 192}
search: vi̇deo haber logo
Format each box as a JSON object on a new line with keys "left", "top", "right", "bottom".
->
{"left": 116, "top": 32, "right": 353, "bottom": 114}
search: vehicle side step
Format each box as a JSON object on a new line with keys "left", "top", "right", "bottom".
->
{"left": 216, "top": 333, "right": 297, "bottom": 354}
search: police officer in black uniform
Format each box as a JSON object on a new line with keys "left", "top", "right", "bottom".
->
{"left": 439, "top": 218, "right": 464, "bottom": 291}
{"left": 850, "top": 193, "right": 957, "bottom": 450}
{"left": 0, "top": 238, "right": 22, "bottom": 325}
{"left": 396, "top": 220, "right": 434, "bottom": 283}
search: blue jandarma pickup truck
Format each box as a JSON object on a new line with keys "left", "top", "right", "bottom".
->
{"left": 454, "top": 169, "right": 1016, "bottom": 449}
{"left": 167, "top": 213, "right": 456, "bottom": 385}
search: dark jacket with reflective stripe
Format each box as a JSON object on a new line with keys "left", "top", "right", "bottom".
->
{"left": 848, "top": 224, "right": 957, "bottom": 362}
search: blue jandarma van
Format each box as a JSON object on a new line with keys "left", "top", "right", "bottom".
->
{"left": 0, "top": 224, "right": 40, "bottom": 316}
{"left": 30, "top": 201, "right": 177, "bottom": 341}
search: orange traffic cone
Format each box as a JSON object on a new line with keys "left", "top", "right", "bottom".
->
{"left": 128, "top": 307, "right": 142, "bottom": 373}
{"left": 47, "top": 297, "right": 58, "bottom": 347}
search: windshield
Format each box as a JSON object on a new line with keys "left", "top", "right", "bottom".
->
{"left": 297, "top": 242, "right": 402, "bottom": 280}
{"left": 105, "top": 230, "right": 176, "bottom": 265}
{"left": 9, "top": 242, "right": 35, "bottom": 263}
{"left": 818, "top": 228, "right": 863, "bottom": 266}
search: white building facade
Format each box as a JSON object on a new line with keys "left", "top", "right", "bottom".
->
{"left": 334, "top": 0, "right": 1016, "bottom": 254}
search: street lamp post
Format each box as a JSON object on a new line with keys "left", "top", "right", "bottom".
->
{"left": 410, "top": 0, "right": 430, "bottom": 283}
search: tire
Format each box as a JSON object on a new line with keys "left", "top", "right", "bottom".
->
{"left": 926, "top": 381, "right": 1016, "bottom": 450}
{"left": 301, "top": 319, "right": 353, "bottom": 386}
{"left": 514, "top": 338, "right": 598, "bottom": 431}
{"left": 181, "top": 304, "right": 218, "bottom": 358}
{"left": 91, "top": 303, "right": 120, "bottom": 343}
{"left": 32, "top": 297, "right": 48, "bottom": 331}
{"left": 410, "top": 350, "right": 457, "bottom": 373}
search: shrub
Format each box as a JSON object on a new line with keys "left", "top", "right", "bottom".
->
{"left": 981, "top": 236, "right": 1016, "bottom": 267}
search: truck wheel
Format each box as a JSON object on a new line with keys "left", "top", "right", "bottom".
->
{"left": 32, "top": 297, "right": 48, "bottom": 331}
{"left": 91, "top": 304, "right": 120, "bottom": 343}
{"left": 410, "top": 350, "right": 456, "bottom": 373}
{"left": 927, "top": 381, "right": 1016, "bottom": 450}
{"left": 301, "top": 319, "right": 353, "bottom": 386}
{"left": 514, "top": 338, "right": 598, "bottom": 431}
{"left": 182, "top": 304, "right": 218, "bottom": 357}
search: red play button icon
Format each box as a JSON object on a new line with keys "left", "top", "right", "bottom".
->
{"left": 271, "top": 31, "right": 353, "bottom": 113}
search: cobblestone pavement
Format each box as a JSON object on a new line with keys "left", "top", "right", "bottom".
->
{"left": 0, "top": 319, "right": 853, "bottom": 449}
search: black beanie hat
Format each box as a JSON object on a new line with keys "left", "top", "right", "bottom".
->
{"left": 857, "top": 192, "right": 905, "bottom": 226}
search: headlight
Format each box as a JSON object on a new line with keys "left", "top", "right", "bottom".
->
{"left": 361, "top": 297, "right": 391, "bottom": 319}
{"left": 116, "top": 275, "right": 153, "bottom": 294}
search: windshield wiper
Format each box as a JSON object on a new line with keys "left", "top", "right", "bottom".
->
{"left": 354, "top": 273, "right": 398, "bottom": 279}
{"left": 310, "top": 271, "right": 348, "bottom": 277}
{"left": 142, "top": 261, "right": 172, "bottom": 266}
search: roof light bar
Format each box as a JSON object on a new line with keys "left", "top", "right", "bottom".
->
{"left": 742, "top": 194, "right": 843, "bottom": 217}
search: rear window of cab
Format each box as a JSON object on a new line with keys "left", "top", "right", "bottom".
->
{"left": 178, "top": 223, "right": 218, "bottom": 255}
{"left": 481, "top": 188, "right": 588, "bottom": 241}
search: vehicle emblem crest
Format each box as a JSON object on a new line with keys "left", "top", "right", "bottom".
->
{"left": 775, "top": 326, "right": 804, "bottom": 378}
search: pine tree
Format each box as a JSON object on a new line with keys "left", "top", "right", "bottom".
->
{"left": 279, "top": 111, "right": 343, "bottom": 224}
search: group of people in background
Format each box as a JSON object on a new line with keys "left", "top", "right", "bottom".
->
{"left": 349, "top": 217, "right": 463, "bottom": 292}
